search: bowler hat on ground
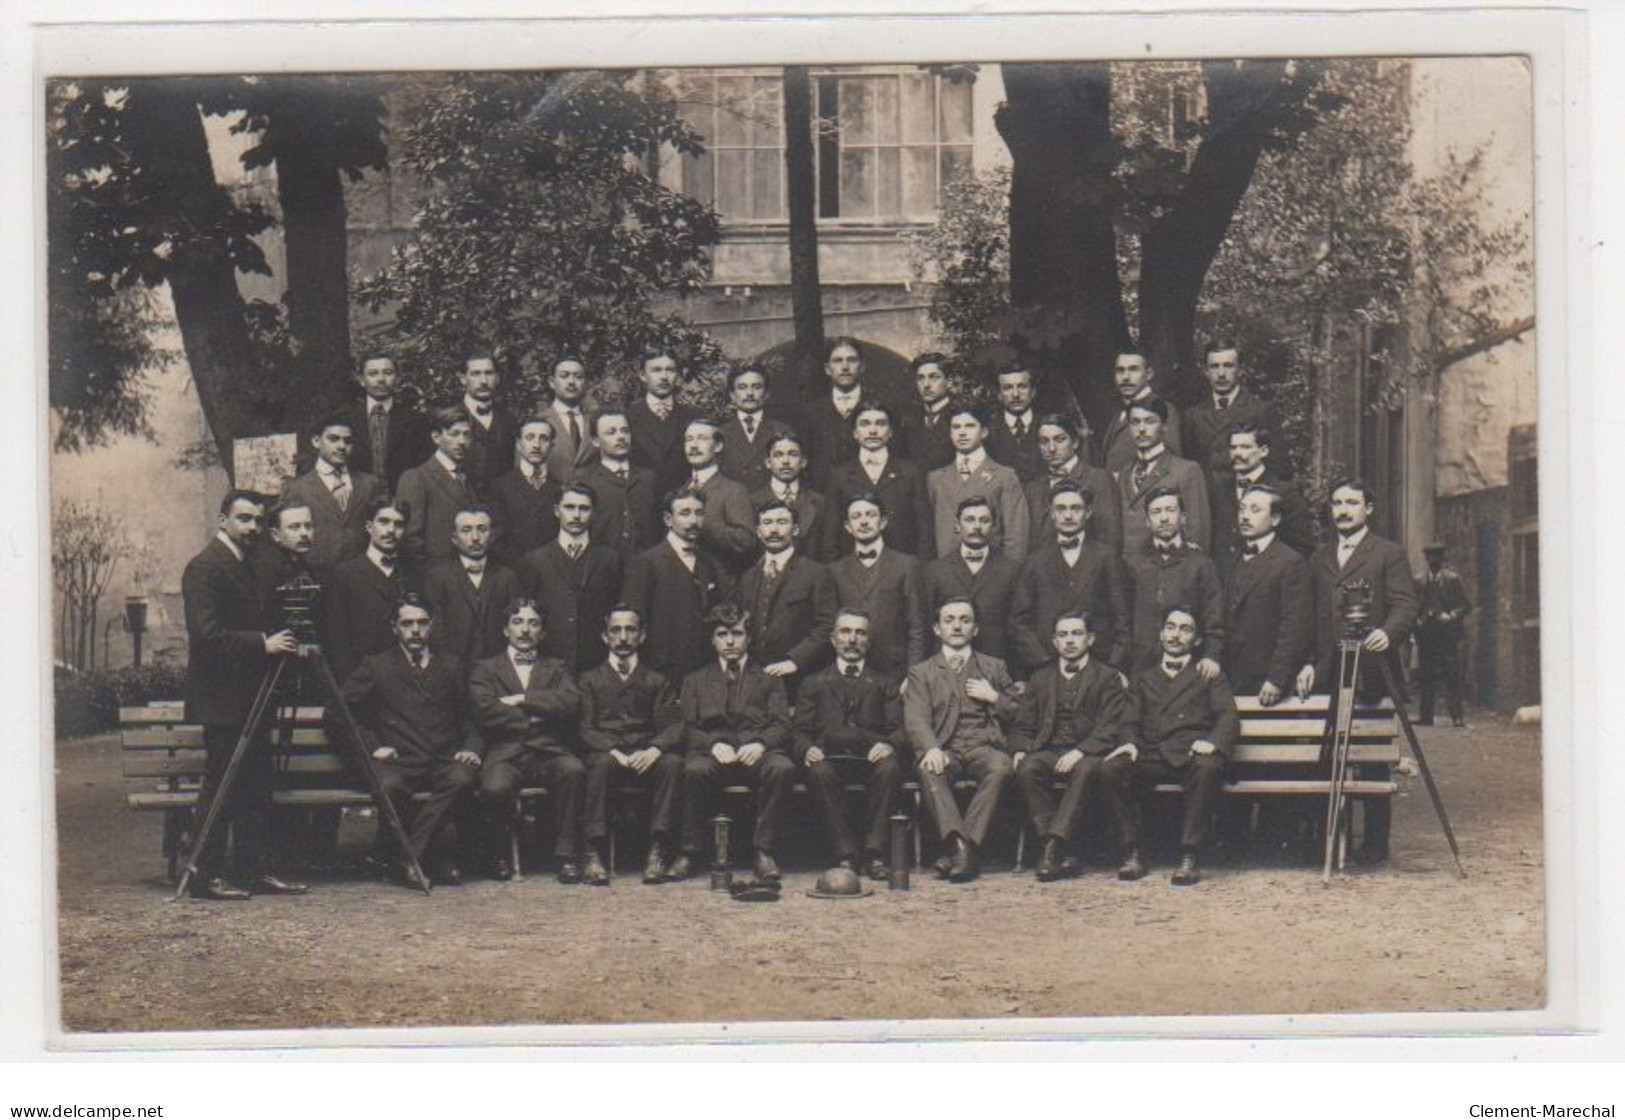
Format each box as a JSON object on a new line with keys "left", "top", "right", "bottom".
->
{"left": 807, "top": 865, "right": 873, "bottom": 899}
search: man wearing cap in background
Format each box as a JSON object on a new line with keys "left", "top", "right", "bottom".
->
{"left": 1415, "top": 542, "right": 1472, "bottom": 729}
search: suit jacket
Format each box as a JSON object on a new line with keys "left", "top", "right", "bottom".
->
{"left": 623, "top": 539, "right": 733, "bottom": 677}
{"left": 577, "top": 660, "right": 683, "bottom": 754}
{"left": 679, "top": 661, "right": 791, "bottom": 754}
{"left": 1011, "top": 540, "right": 1130, "bottom": 673}
{"left": 1181, "top": 389, "right": 1277, "bottom": 475}
{"left": 182, "top": 538, "right": 271, "bottom": 726}
{"left": 1125, "top": 544, "right": 1226, "bottom": 670}
{"left": 396, "top": 456, "right": 475, "bottom": 568}
{"left": 462, "top": 403, "right": 520, "bottom": 493}
{"left": 344, "top": 398, "right": 431, "bottom": 492}
{"left": 796, "top": 393, "right": 866, "bottom": 492}
{"left": 692, "top": 470, "right": 759, "bottom": 573}
{"left": 282, "top": 467, "right": 384, "bottom": 575}
{"left": 339, "top": 646, "right": 481, "bottom": 767}
{"left": 320, "top": 551, "right": 422, "bottom": 684}
{"left": 1224, "top": 537, "right": 1312, "bottom": 695}
{"left": 1008, "top": 659, "right": 1128, "bottom": 757}
{"left": 579, "top": 460, "right": 660, "bottom": 557}
{"left": 897, "top": 402, "right": 957, "bottom": 471}
{"left": 984, "top": 413, "right": 1046, "bottom": 483}
{"left": 827, "top": 548, "right": 929, "bottom": 673}
{"left": 737, "top": 552, "right": 838, "bottom": 673}
{"left": 1210, "top": 467, "right": 1314, "bottom": 575}
{"left": 485, "top": 468, "right": 563, "bottom": 567}
{"left": 1114, "top": 451, "right": 1211, "bottom": 557}
{"left": 1309, "top": 531, "right": 1420, "bottom": 681}
{"left": 544, "top": 401, "right": 598, "bottom": 485}
{"left": 823, "top": 454, "right": 932, "bottom": 559}
{"left": 902, "top": 649, "right": 1019, "bottom": 757}
{"left": 719, "top": 412, "right": 795, "bottom": 494}
{"left": 520, "top": 540, "right": 625, "bottom": 673}
{"left": 468, "top": 651, "right": 580, "bottom": 756}
{"left": 1417, "top": 564, "right": 1472, "bottom": 634}
{"left": 1023, "top": 461, "right": 1124, "bottom": 556}
{"left": 792, "top": 663, "right": 906, "bottom": 762}
{"left": 749, "top": 483, "right": 833, "bottom": 562}
{"left": 423, "top": 559, "right": 525, "bottom": 670}
{"left": 628, "top": 398, "right": 698, "bottom": 498}
{"left": 1100, "top": 397, "right": 1184, "bottom": 474}
{"left": 927, "top": 457, "right": 1032, "bottom": 562}
{"left": 1121, "top": 661, "right": 1240, "bottom": 765}
{"left": 921, "top": 552, "right": 1021, "bottom": 666}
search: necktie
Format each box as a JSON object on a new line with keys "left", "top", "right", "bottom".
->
{"left": 691, "top": 473, "right": 705, "bottom": 490}
{"left": 725, "top": 660, "right": 741, "bottom": 684}
{"left": 651, "top": 400, "right": 670, "bottom": 420}
{"left": 614, "top": 465, "right": 629, "bottom": 482}
{"left": 410, "top": 650, "right": 425, "bottom": 671}
{"left": 957, "top": 459, "right": 972, "bottom": 481}
{"left": 1012, "top": 415, "right": 1027, "bottom": 438}
{"left": 614, "top": 659, "right": 633, "bottom": 679}
{"left": 1058, "top": 536, "right": 1081, "bottom": 550}
{"left": 465, "top": 561, "right": 485, "bottom": 576}
{"left": 528, "top": 468, "right": 545, "bottom": 491}
{"left": 453, "top": 469, "right": 468, "bottom": 495}
{"left": 369, "top": 407, "right": 389, "bottom": 476}
{"left": 843, "top": 663, "right": 860, "bottom": 679}
{"left": 1338, "top": 539, "right": 1355, "bottom": 568}
{"left": 1216, "top": 395, "right": 1230, "bottom": 412}
{"left": 474, "top": 404, "right": 492, "bottom": 419}
{"left": 566, "top": 540, "right": 583, "bottom": 561}
{"left": 331, "top": 472, "right": 349, "bottom": 511}
{"left": 568, "top": 410, "right": 583, "bottom": 451}
{"left": 1163, "top": 658, "right": 1187, "bottom": 675}
{"left": 856, "top": 548, "right": 878, "bottom": 562}
{"left": 742, "top": 414, "right": 757, "bottom": 441}
{"left": 377, "top": 553, "right": 397, "bottom": 573}
{"left": 1244, "top": 542, "right": 1261, "bottom": 558}
{"left": 1062, "top": 662, "right": 1081, "bottom": 680}
{"left": 512, "top": 650, "right": 537, "bottom": 665}
{"left": 1155, "top": 544, "right": 1176, "bottom": 558}
{"left": 1133, "top": 459, "right": 1155, "bottom": 491}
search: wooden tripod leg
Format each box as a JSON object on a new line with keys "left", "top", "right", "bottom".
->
{"left": 1379, "top": 659, "right": 1468, "bottom": 879}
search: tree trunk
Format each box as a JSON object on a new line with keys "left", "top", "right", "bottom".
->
{"left": 996, "top": 63, "right": 1129, "bottom": 435}
{"left": 783, "top": 66, "right": 825, "bottom": 402}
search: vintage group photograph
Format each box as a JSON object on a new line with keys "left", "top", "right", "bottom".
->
{"left": 44, "top": 43, "right": 1543, "bottom": 1037}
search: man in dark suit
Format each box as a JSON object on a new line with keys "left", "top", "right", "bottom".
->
{"left": 1296, "top": 478, "right": 1420, "bottom": 864}
{"left": 1026, "top": 413, "right": 1122, "bottom": 556}
{"left": 622, "top": 487, "right": 733, "bottom": 677}
{"left": 897, "top": 351, "right": 956, "bottom": 471}
{"left": 1103, "top": 606, "right": 1239, "bottom": 885}
{"left": 341, "top": 594, "right": 482, "bottom": 886}
{"left": 397, "top": 405, "right": 476, "bottom": 568}
{"left": 1113, "top": 398, "right": 1210, "bottom": 557}
{"left": 1012, "top": 481, "right": 1129, "bottom": 674}
{"left": 1100, "top": 349, "right": 1184, "bottom": 474}
{"left": 799, "top": 336, "right": 891, "bottom": 492}
{"left": 485, "top": 413, "right": 563, "bottom": 568}
{"left": 1224, "top": 485, "right": 1312, "bottom": 703}
{"left": 282, "top": 415, "right": 383, "bottom": 576}
{"left": 719, "top": 366, "right": 794, "bottom": 494}
{"left": 1124, "top": 487, "right": 1225, "bottom": 674}
{"left": 921, "top": 497, "right": 1021, "bottom": 667}
{"left": 1210, "top": 423, "right": 1314, "bottom": 573}
{"left": 749, "top": 433, "right": 833, "bottom": 562}
{"left": 1181, "top": 339, "right": 1279, "bottom": 476}
{"left": 578, "top": 606, "right": 687, "bottom": 883}
{"left": 181, "top": 490, "right": 305, "bottom": 900}
{"left": 423, "top": 504, "right": 524, "bottom": 672}
{"left": 347, "top": 354, "right": 430, "bottom": 492}
{"left": 458, "top": 353, "right": 519, "bottom": 492}
{"left": 737, "top": 499, "right": 838, "bottom": 692}
{"left": 581, "top": 409, "right": 660, "bottom": 556}
{"left": 683, "top": 416, "right": 758, "bottom": 575}
{"left": 927, "top": 405, "right": 1032, "bottom": 562}
{"left": 468, "top": 599, "right": 592, "bottom": 884}
{"left": 1011, "top": 611, "right": 1129, "bottom": 880}
{"left": 321, "top": 495, "right": 422, "bottom": 684}
{"left": 1416, "top": 542, "right": 1472, "bottom": 728}
{"left": 628, "top": 350, "right": 698, "bottom": 498}
{"left": 823, "top": 403, "right": 932, "bottom": 559}
{"left": 520, "top": 482, "right": 626, "bottom": 674}
{"left": 251, "top": 500, "right": 316, "bottom": 626}
{"left": 794, "top": 610, "right": 907, "bottom": 879}
{"left": 902, "top": 597, "right": 1020, "bottom": 882}
{"left": 984, "top": 367, "right": 1045, "bottom": 483}
{"left": 677, "top": 603, "right": 795, "bottom": 882}
{"left": 543, "top": 353, "right": 596, "bottom": 485}
{"left": 827, "top": 493, "right": 929, "bottom": 674}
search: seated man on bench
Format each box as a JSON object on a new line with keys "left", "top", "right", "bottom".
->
{"left": 1103, "top": 605, "right": 1238, "bottom": 886}
{"left": 340, "top": 593, "right": 482, "bottom": 887}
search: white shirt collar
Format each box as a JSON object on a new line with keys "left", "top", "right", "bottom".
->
{"left": 435, "top": 449, "right": 461, "bottom": 474}
{"left": 1237, "top": 465, "right": 1265, "bottom": 485}
{"left": 1057, "top": 455, "right": 1081, "bottom": 476}
{"left": 463, "top": 394, "right": 494, "bottom": 424}
{"left": 764, "top": 546, "right": 795, "bottom": 569}
{"left": 1060, "top": 654, "right": 1091, "bottom": 677}
{"left": 367, "top": 545, "right": 397, "bottom": 573}
{"left": 736, "top": 408, "right": 762, "bottom": 425}
{"left": 1247, "top": 531, "right": 1277, "bottom": 555}
{"left": 956, "top": 448, "right": 987, "bottom": 473}
{"left": 1214, "top": 390, "right": 1237, "bottom": 409}
{"left": 508, "top": 648, "right": 536, "bottom": 673}
{"left": 666, "top": 531, "right": 696, "bottom": 556}
{"left": 318, "top": 460, "right": 348, "bottom": 481}
{"left": 215, "top": 531, "right": 244, "bottom": 562}
{"left": 611, "top": 653, "right": 639, "bottom": 675}
{"left": 459, "top": 554, "right": 487, "bottom": 574}
{"left": 1137, "top": 442, "right": 1167, "bottom": 464}
{"left": 838, "top": 658, "right": 867, "bottom": 677}
{"left": 366, "top": 397, "right": 392, "bottom": 416}
{"left": 832, "top": 385, "right": 861, "bottom": 406}
{"left": 854, "top": 539, "right": 885, "bottom": 560}
{"left": 558, "top": 531, "right": 590, "bottom": 551}
{"left": 860, "top": 447, "right": 889, "bottom": 469}
{"left": 1005, "top": 408, "right": 1034, "bottom": 429}
{"left": 942, "top": 647, "right": 971, "bottom": 669}
{"left": 519, "top": 459, "right": 547, "bottom": 481}
{"left": 719, "top": 655, "right": 750, "bottom": 673}
{"left": 552, "top": 399, "right": 583, "bottom": 419}
{"left": 691, "top": 463, "right": 719, "bottom": 487}
{"left": 401, "top": 645, "right": 431, "bottom": 669}
{"left": 771, "top": 478, "right": 799, "bottom": 500}
{"left": 1339, "top": 526, "right": 1369, "bottom": 550}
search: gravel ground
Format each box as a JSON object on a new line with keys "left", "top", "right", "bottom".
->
{"left": 53, "top": 712, "right": 1544, "bottom": 1034}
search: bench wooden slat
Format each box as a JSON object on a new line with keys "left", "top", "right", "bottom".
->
{"left": 1231, "top": 743, "right": 1400, "bottom": 765}
{"left": 119, "top": 706, "right": 325, "bottom": 727}
{"left": 1153, "top": 780, "right": 1397, "bottom": 796}
{"left": 1236, "top": 719, "right": 1396, "bottom": 739}
{"left": 122, "top": 751, "right": 351, "bottom": 778}
{"left": 120, "top": 727, "right": 331, "bottom": 749}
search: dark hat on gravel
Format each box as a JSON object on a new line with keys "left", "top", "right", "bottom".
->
{"left": 807, "top": 865, "right": 872, "bottom": 900}
{"left": 728, "top": 878, "right": 782, "bottom": 903}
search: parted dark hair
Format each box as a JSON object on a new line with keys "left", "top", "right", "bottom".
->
{"left": 684, "top": 415, "right": 724, "bottom": 444}
{"left": 1204, "top": 337, "right": 1241, "bottom": 360}
{"left": 910, "top": 351, "right": 950, "bottom": 375}
{"left": 835, "top": 607, "right": 873, "bottom": 624}
{"left": 365, "top": 493, "right": 410, "bottom": 522}
{"left": 1126, "top": 396, "right": 1170, "bottom": 422}
{"left": 766, "top": 431, "right": 806, "bottom": 454}
{"left": 592, "top": 407, "right": 631, "bottom": 434}
{"left": 842, "top": 491, "right": 888, "bottom": 518}
{"left": 1160, "top": 603, "right": 1203, "bottom": 633}
{"left": 1144, "top": 485, "right": 1184, "bottom": 510}
{"left": 267, "top": 499, "right": 312, "bottom": 531}
{"left": 727, "top": 364, "right": 768, "bottom": 390}
{"left": 453, "top": 502, "right": 496, "bottom": 522}
{"left": 1035, "top": 412, "right": 1083, "bottom": 442}
{"left": 307, "top": 412, "right": 355, "bottom": 440}
{"left": 1048, "top": 480, "right": 1095, "bottom": 507}
{"left": 850, "top": 401, "right": 897, "bottom": 429}
{"left": 1053, "top": 609, "right": 1095, "bottom": 633}
{"left": 602, "top": 603, "right": 644, "bottom": 628}
{"left": 754, "top": 497, "right": 798, "bottom": 524}
{"left": 548, "top": 352, "right": 586, "bottom": 375}
{"left": 500, "top": 597, "right": 543, "bottom": 624}
{"left": 705, "top": 602, "right": 749, "bottom": 630}
{"left": 559, "top": 481, "right": 598, "bottom": 506}
{"left": 463, "top": 352, "right": 499, "bottom": 372}
{"left": 219, "top": 489, "right": 267, "bottom": 517}
{"left": 428, "top": 404, "right": 470, "bottom": 434}
{"left": 640, "top": 348, "right": 681, "bottom": 369}
{"left": 661, "top": 486, "right": 705, "bottom": 514}
{"left": 395, "top": 592, "right": 435, "bottom": 621}
{"left": 1114, "top": 345, "right": 1150, "bottom": 363}
{"left": 936, "top": 595, "right": 977, "bottom": 622}
{"left": 997, "top": 366, "right": 1036, "bottom": 384}
{"left": 954, "top": 495, "right": 994, "bottom": 519}
{"left": 1330, "top": 476, "right": 1377, "bottom": 506}
{"left": 1240, "top": 482, "right": 1283, "bottom": 513}
{"left": 1227, "top": 421, "right": 1271, "bottom": 448}
{"left": 826, "top": 336, "right": 865, "bottom": 363}
{"left": 947, "top": 402, "right": 990, "bottom": 427}
{"left": 517, "top": 412, "right": 557, "bottom": 437}
{"left": 357, "top": 353, "right": 396, "bottom": 373}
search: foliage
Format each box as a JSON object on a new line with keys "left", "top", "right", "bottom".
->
{"left": 356, "top": 72, "right": 726, "bottom": 410}
{"left": 54, "top": 661, "right": 188, "bottom": 740}
{"left": 905, "top": 165, "right": 1013, "bottom": 385}
{"left": 52, "top": 499, "right": 133, "bottom": 672}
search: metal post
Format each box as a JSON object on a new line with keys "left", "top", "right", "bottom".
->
{"left": 710, "top": 813, "right": 732, "bottom": 890}
{"left": 888, "top": 812, "right": 910, "bottom": 891}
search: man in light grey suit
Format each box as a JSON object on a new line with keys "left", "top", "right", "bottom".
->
{"left": 282, "top": 414, "right": 383, "bottom": 575}
{"left": 926, "top": 405, "right": 1031, "bottom": 562}
{"left": 1113, "top": 397, "right": 1209, "bottom": 558}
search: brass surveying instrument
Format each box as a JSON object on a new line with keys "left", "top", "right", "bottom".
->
{"left": 1321, "top": 578, "right": 1466, "bottom": 883}
{"left": 171, "top": 573, "right": 432, "bottom": 900}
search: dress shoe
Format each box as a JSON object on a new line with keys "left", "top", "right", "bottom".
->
{"left": 1035, "top": 838, "right": 1063, "bottom": 881}
{"left": 556, "top": 859, "right": 584, "bottom": 885}
{"left": 1352, "top": 844, "right": 1389, "bottom": 866}
{"left": 189, "top": 877, "right": 251, "bottom": 901}
{"left": 864, "top": 856, "right": 890, "bottom": 882}
{"left": 1116, "top": 850, "right": 1147, "bottom": 881}
{"left": 491, "top": 857, "right": 515, "bottom": 882}
{"left": 248, "top": 874, "right": 309, "bottom": 896}
{"left": 753, "top": 850, "right": 782, "bottom": 883}
{"left": 643, "top": 843, "right": 670, "bottom": 884}
{"left": 1171, "top": 852, "right": 1202, "bottom": 886}
{"left": 583, "top": 850, "right": 610, "bottom": 886}
{"left": 948, "top": 836, "right": 978, "bottom": 882}
{"left": 932, "top": 854, "right": 954, "bottom": 880}
{"left": 664, "top": 853, "right": 695, "bottom": 881}
{"left": 430, "top": 861, "right": 463, "bottom": 886}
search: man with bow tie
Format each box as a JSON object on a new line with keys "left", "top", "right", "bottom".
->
{"left": 897, "top": 352, "right": 957, "bottom": 471}
{"left": 182, "top": 490, "right": 306, "bottom": 901}
{"left": 1100, "top": 349, "right": 1184, "bottom": 474}
{"left": 628, "top": 350, "right": 699, "bottom": 499}
{"left": 282, "top": 414, "right": 382, "bottom": 576}
{"left": 676, "top": 603, "right": 795, "bottom": 883}
{"left": 485, "top": 413, "right": 564, "bottom": 568}
{"left": 397, "top": 405, "right": 476, "bottom": 568}
{"left": 1114, "top": 397, "right": 1210, "bottom": 558}
{"left": 1011, "top": 611, "right": 1129, "bottom": 881}
{"left": 1224, "top": 485, "right": 1312, "bottom": 705}
{"left": 623, "top": 487, "right": 733, "bottom": 677}
{"left": 922, "top": 497, "right": 1022, "bottom": 667}
{"left": 682, "top": 417, "right": 759, "bottom": 575}
{"left": 1209, "top": 424, "right": 1314, "bottom": 574}
{"left": 749, "top": 433, "right": 833, "bottom": 562}
{"left": 468, "top": 599, "right": 592, "bottom": 884}
{"left": 1024, "top": 413, "right": 1122, "bottom": 555}
{"left": 1102, "top": 606, "right": 1238, "bottom": 886}
{"left": 1296, "top": 478, "right": 1418, "bottom": 865}
{"left": 903, "top": 597, "right": 1020, "bottom": 882}
{"left": 1124, "top": 487, "right": 1225, "bottom": 674}
{"left": 983, "top": 367, "right": 1046, "bottom": 483}
{"left": 827, "top": 494, "right": 929, "bottom": 674}
{"left": 822, "top": 402, "right": 932, "bottom": 559}
{"left": 737, "top": 499, "right": 838, "bottom": 693}
{"left": 521, "top": 483, "right": 627, "bottom": 674}
{"left": 321, "top": 495, "right": 423, "bottom": 685}
{"left": 1011, "top": 480, "right": 1130, "bottom": 675}
{"left": 579, "top": 409, "right": 660, "bottom": 556}
{"left": 1181, "top": 339, "right": 1278, "bottom": 475}
{"left": 344, "top": 353, "right": 431, "bottom": 492}
{"left": 926, "top": 404, "right": 1031, "bottom": 562}
{"left": 458, "top": 353, "right": 519, "bottom": 491}
{"left": 719, "top": 366, "right": 795, "bottom": 494}
{"left": 793, "top": 610, "right": 908, "bottom": 880}
{"left": 543, "top": 353, "right": 597, "bottom": 486}
{"left": 341, "top": 594, "right": 483, "bottom": 888}
{"left": 577, "top": 606, "right": 687, "bottom": 884}
{"left": 423, "top": 504, "right": 524, "bottom": 674}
